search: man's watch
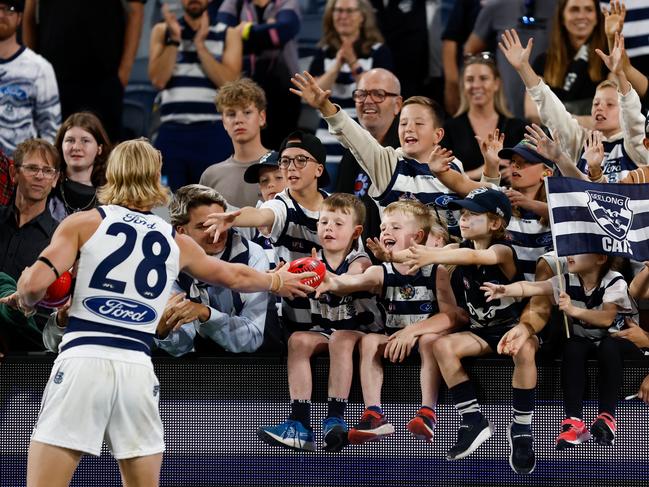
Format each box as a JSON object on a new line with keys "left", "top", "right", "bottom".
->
{"left": 165, "top": 29, "right": 181, "bottom": 47}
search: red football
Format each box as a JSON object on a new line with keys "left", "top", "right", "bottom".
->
{"left": 40, "top": 271, "right": 73, "bottom": 308}
{"left": 287, "top": 257, "right": 326, "bottom": 288}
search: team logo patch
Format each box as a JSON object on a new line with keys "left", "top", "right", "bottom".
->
{"left": 354, "top": 173, "right": 369, "bottom": 197}
{"left": 53, "top": 371, "right": 64, "bottom": 384}
{"left": 83, "top": 296, "right": 158, "bottom": 325}
{"left": 536, "top": 233, "right": 553, "bottom": 246}
{"left": 434, "top": 194, "right": 459, "bottom": 208}
{"left": 585, "top": 190, "right": 633, "bottom": 240}
{"left": 399, "top": 284, "right": 415, "bottom": 300}
{"left": 420, "top": 302, "right": 434, "bottom": 313}
{"left": 466, "top": 187, "right": 488, "bottom": 199}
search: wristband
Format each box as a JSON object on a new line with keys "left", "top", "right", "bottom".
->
{"left": 523, "top": 322, "right": 536, "bottom": 336}
{"left": 164, "top": 28, "right": 181, "bottom": 47}
{"left": 269, "top": 272, "right": 283, "bottom": 293}
{"left": 37, "top": 256, "right": 60, "bottom": 279}
{"left": 242, "top": 22, "right": 253, "bottom": 41}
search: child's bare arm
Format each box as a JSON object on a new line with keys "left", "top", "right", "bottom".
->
{"left": 558, "top": 296, "right": 619, "bottom": 328}
{"left": 481, "top": 279, "right": 553, "bottom": 301}
{"left": 315, "top": 265, "right": 383, "bottom": 297}
{"left": 629, "top": 262, "right": 649, "bottom": 300}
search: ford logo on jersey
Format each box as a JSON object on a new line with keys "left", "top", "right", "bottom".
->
{"left": 83, "top": 297, "right": 157, "bottom": 324}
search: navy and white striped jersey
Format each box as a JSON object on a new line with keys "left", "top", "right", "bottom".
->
{"left": 380, "top": 262, "right": 439, "bottom": 333}
{"left": 62, "top": 206, "right": 180, "bottom": 365}
{"left": 457, "top": 240, "right": 522, "bottom": 330}
{"left": 309, "top": 43, "right": 393, "bottom": 168}
{"left": 260, "top": 188, "right": 326, "bottom": 329}
{"left": 159, "top": 18, "right": 227, "bottom": 125}
{"left": 550, "top": 270, "right": 633, "bottom": 343}
{"left": 577, "top": 138, "right": 638, "bottom": 183}
{"left": 507, "top": 209, "right": 553, "bottom": 282}
{"left": 311, "top": 248, "right": 383, "bottom": 333}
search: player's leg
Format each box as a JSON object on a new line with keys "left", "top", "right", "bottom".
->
{"left": 348, "top": 333, "right": 393, "bottom": 444}
{"left": 118, "top": 454, "right": 163, "bottom": 487}
{"left": 258, "top": 331, "right": 328, "bottom": 451}
{"left": 323, "top": 329, "right": 364, "bottom": 451}
{"left": 433, "top": 331, "right": 494, "bottom": 460}
{"left": 27, "top": 442, "right": 82, "bottom": 487}
{"left": 406, "top": 333, "right": 444, "bottom": 442}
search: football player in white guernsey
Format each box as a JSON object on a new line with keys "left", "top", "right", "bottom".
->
{"left": 0, "top": 139, "right": 314, "bottom": 487}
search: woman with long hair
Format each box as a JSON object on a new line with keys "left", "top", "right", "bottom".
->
{"left": 49, "top": 112, "right": 112, "bottom": 222}
{"left": 527, "top": 0, "right": 607, "bottom": 124}
{"left": 440, "top": 53, "right": 526, "bottom": 181}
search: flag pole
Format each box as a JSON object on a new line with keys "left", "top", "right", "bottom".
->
{"left": 545, "top": 177, "right": 570, "bottom": 338}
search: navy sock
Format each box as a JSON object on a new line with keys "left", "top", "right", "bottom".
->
{"left": 450, "top": 380, "right": 483, "bottom": 425}
{"left": 367, "top": 405, "right": 384, "bottom": 415}
{"left": 512, "top": 388, "right": 534, "bottom": 435}
{"left": 289, "top": 400, "right": 311, "bottom": 430}
{"left": 327, "top": 397, "right": 348, "bottom": 419}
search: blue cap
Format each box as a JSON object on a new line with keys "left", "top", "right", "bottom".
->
{"left": 498, "top": 139, "right": 556, "bottom": 170}
{"left": 448, "top": 187, "right": 512, "bottom": 224}
{"left": 243, "top": 151, "right": 280, "bottom": 184}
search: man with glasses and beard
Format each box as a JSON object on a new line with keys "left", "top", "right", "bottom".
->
{"left": 0, "top": 0, "right": 60, "bottom": 156}
{"left": 149, "top": 0, "right": 243, "bottom": 190}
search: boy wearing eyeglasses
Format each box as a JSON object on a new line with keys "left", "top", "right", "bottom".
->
{"left": 203, "top": 130, "right": 329, "bottom": 331}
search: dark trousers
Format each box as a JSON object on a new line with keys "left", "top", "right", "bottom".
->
{"left": 562, "top": 336, "right": 645, "bottom": 418}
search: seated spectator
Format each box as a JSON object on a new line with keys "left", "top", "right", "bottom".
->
{"left": 0, "top": 139, "right": 59, "bottom": 352}
{"left": 155, "top": 184, "right": 282, "bottom": 356}
{"left": 527, "top": 0, "right": 608, "bottom": 125}
{"left": 440, "top": 52, "right": 526, "bottom": 180}
{"left": 149, "top": 0, "right": 243, "bottom": 190}
{"left": 334, "top": 68, "right": 402, "bottom": 241}
{"left": 217, "top": 0, "right": 302, "bottom": 150}
{"left": 465, "top": 0, "right": 557, "bottom": 119}
{"left": 0, "top": 139, "right": 59, "bottom": 282}
{"left": 48, "top": 112, "right": 112, "bottom": 222}
{"left": 309, "top": 0, "right": 392, "bottom": 180}
{"left": 0, "top": 0, "right": 60, "bottom": 156}
{"left": 200, "top": 78, "right": 270, "bottom": 209}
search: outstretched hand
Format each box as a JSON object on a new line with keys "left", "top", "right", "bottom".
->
{"left": 595, "top": 32, "right": 626, "bottom": 75}
{"left": 480, "top": 282, "right": 507, "bottom": 302}
{"left": 203, "top": 209, "right": 241, "bottom": 244}
{"left": 476, "top": 128, "right": 505, "bottom": 175}
{"left": 402, "top": 243, "right": 436, "bottom": 274}
{"left": 366, "top": 237, "right": 393, "bottom": 262}
{"left": 290, "top": 71, "right": 333, "bottom": 113}
{"left": 603, "top": 0, "right": 626, "bottom": 39}
{"left": 582, "top": 130, "right": 605, "bottom": 172}
{"left": 498, "top": 29, "right": 533, "bottom": 72}
{"left": 523, "top": 124, "right": 564, "bottom": 163}
{"left": 426, "top": 145, "right": 454, "bottom": 174}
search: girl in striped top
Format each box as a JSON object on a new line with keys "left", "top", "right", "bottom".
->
{"left": 483, "top": 253, "right": 640, "bottom": 451}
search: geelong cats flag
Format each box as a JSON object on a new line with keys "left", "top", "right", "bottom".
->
{"left": 546, "top": 177, "right": 649, "bottom": 260}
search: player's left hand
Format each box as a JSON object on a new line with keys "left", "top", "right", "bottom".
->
{"left": 384, "top": 330, "right": 418, "bottom": 363}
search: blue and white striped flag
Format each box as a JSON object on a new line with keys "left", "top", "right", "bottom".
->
{"left": 546, "top": 177, "right": 649, "bottom": 260}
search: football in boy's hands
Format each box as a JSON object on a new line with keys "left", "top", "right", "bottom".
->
{"left": 287, "top": 257, "right": 326, "bottom": 288}
{"left": 40, "top": 271, "right": 73, "bottom": 308}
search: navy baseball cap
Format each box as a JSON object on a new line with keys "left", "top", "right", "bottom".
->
{"left": 243, "top": 150, "right": 280, "bottom": 184}
{"left": 498, "top": 139, "right": 556, "bottom": 170}
{"left": 278, "top": 130, "right": 330, "bottom": 187}
{"left": 448, "top": 187, "right": 512, "bottom": 224}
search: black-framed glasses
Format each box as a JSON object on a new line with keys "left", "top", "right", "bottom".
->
{"left": 333, "top": 7, "right": 359, "bottom": 15}
{"left": 18, "top": 164, "right": 58, "bottom": 179}
{"left": 352, "top": 89, "right": 399, "bottom": 103}
{"left": 464, "top": 51, "right": 495, "bottom": 65}
{"left": 0, "top": 5, "right": 17, "bottom": 15}
{"left": 278, "top": 155, "right": 316, "bottom": 169}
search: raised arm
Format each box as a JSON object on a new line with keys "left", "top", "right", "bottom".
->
{"left": 148, "top": 9, "right": 181, "bottom": 90}
{"left": 203, "top": 206, "right": 275, "bottom": 243}
{"left": 290, "top": 71, "right": 399, "bottom": 195}
{"left": 195, "top": 15, "right": 243, "bottom": 88}
{"left": 118, "top": 1, "right": 145, "bottom": 87}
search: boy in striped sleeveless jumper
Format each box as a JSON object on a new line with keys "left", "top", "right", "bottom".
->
{"left": 399, "top": 188, "right": 537, "bottom": 475}
{"left": 257, "top": 193, "right": 383, "bottom": 452}
{"left": 317, "top": 199, "right": 458, "bottom": 445}
{"left": 204, "top": 131, "right": 330, "bottom": 331}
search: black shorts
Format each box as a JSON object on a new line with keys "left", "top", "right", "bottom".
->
{"left": 468, "top": 324, "right": 515, "bottom": 352}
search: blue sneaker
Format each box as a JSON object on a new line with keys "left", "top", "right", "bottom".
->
{"left": 257, "top": 419, "right": 316, "bottom": 451}
{"left": 322, "top": 416, "right": 349, "bottom": 452}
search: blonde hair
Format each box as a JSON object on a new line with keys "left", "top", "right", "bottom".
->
{"left": 383, "top": 199, "right": 432, "bottom": 237}
{"left": 97, "top": 138, "right": 169, "bottom": 208}
{"left": 596, "top": 79, "right": 618, "bottom": 92}
{"left": 322, "top": 193, "right": 366, "bottom": 226}
{"left": 455, "top": 60, "right": 513, "bottom": 118}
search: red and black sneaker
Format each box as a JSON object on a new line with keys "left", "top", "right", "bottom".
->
{"left": 555, "top": 418, "right": 590, "bottom": 450}
{"left": 406, "top": 407, "right": 437, "bottom": 442}
{"left": 591, "top": 412, "right": 617, "bottom": 446}
{"left": 347, "top": 408, "right": 395, "bottom": 444}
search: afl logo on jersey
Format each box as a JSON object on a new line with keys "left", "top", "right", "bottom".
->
{"left": 83, "top": 297, "right": 158, "bottom": 324}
